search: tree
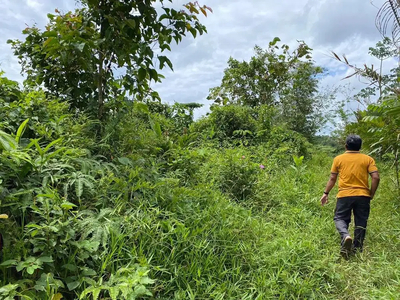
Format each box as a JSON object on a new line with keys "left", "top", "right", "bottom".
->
{"left": 8, "top": 0, "right": 211, "bottom": 119}
{"left": 207, "top": 38, "right": 325, "bottom": 139}
{"left": 333, "top": 39, "right": 400, "bottom": 189}
{"left": 144, "top": 101, "right": 203, "bottom": 134}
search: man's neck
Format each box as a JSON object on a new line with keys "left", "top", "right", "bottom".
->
{"left": 345, "top": 150, "right": 360, "bottom": 153}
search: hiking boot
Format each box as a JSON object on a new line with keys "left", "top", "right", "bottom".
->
{"left": 340, "top": 236, "right": 353, "bottom": 259}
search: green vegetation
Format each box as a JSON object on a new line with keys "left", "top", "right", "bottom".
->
{"left": 0, "top": 1, "right": 399, "bottom": 299}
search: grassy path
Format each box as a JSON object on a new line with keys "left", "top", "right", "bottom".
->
{"left": 258, "top": 154, "right": 400, "bottom": 299}
{"left": 144, "top": 150, "right": 400, "bottom": 299}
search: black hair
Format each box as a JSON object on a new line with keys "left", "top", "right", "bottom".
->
{"left": 345, "top": 134, "right": 362, "bottom": 151}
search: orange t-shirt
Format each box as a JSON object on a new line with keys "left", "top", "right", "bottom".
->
{"left": 331, "top": 151, "right": 378, "bottom": 198}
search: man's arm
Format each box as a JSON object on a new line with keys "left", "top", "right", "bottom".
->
{"left": 320, "top": 173, "right": 338, "bottom": 206}
{"left": 370, "top": 171, "right": 380, "bottom": 200}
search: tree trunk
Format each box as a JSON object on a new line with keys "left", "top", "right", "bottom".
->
{"left": 98, "top": 51, "right": 104, "bottom": 119}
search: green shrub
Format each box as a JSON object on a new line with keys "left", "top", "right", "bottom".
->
{"left": 191, "top": 105, "right": 258, "bottom": 146}
{"left": 216, "top": 150, "right": 261, "bottom": 201}
{"left": 266, "top": 126, "right": 310, "bottom": 160}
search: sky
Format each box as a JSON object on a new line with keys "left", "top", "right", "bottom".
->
{"left": 0, "top": 0, "right": 396, "bottom": 128}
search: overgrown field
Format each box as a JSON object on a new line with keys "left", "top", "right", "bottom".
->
{"left": 0, "top": 95, "right": 399, "bottom": 299}
{"left": 1, "top": 0, "right": 399, "bottom": 298}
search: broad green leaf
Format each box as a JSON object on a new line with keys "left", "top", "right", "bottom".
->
{"left": 34, "top": 284, "right": 46, "bottom": 292}
{"left": 132, "top": 284, "right": 152, "bottom": 297}
{"left": 138, "top": 68, "right": 147, "bottom": 82}
{"left": 82, "top": 268, "right": 96, "bottom": 276}
{"left": 67, "top": 281, "right": 80, "bottom": 291}
{"left": 0, "top": 131, "right": 17, "bottom": 150}
{"left": 189, "top": 27, "right": 197, "bottom": 38}
{"left": 83, "top": 276, "right": 96, "bottom": 286}
{"left": 52, "top": 293, "right": 63, "bottom": 300}
{"left": 140, "top": 276, "right": 155, "bottom": 285}
{"left": 158, "top": 55, "right": 174, "bottom": 70}
{"left": 43, "top": 37, "right": 57, "bottom": 48}
{"left": 126, "top": 19, "right": 136, "bottom": 28}
{"left": 136, "top": 102, "right": 149, "bottom": 114}
{"left": 160, "top": 43, "right": 171, "bottom": 52}
{"left": 63, "top": 264, "right": 78, "bottom": 271}
{"left": 0, "top": 260, "right": 17, "bottom": 267}
{"left": 37, "top": 256, "right": 53, "bottom": 263}
{"left": 43, "top": 30, "right": 57, "bottom": 37}
{"left": 26, "top": 224, "right": 42, "bottom": 229}
{"left": 149, "top": 68, "right": 158, "bottom": 82}
{"left": 49, "top": 225, "right": 59, "bottom": 232}
{"left": 117, "top": 157, "right": 132, "bottom": 166}
{"left": 61, "top": 202, "right": 77, "bottom": 210}
{"left": 16, "top": 262, "right": 24, "bottom": 272}
{"left": 0, "top": 284, "right": 19, "bottom": 293}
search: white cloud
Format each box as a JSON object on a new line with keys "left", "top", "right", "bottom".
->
{"left": 0, "top": 0, "right": 393, "bottom": 123}
{"left": 26, "top": 0, "right": 43, "bottom": 10}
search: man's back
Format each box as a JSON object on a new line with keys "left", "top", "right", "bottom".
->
{"left": 331, "top": 151, "right": 378, "bottom": 198}
{"left": 321, "top": 135, "right": 380, "bottom": 259}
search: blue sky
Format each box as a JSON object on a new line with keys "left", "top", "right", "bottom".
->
{"left": 0, "top": 0, "right": 396, "bottom": 125}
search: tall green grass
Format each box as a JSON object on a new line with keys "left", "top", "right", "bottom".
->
{"left": 2, "top": 119, "right": 399, "bottom": 299}
{"left": 118, "top": 149, "right": 400, "bottom": 299}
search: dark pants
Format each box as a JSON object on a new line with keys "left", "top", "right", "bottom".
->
{"left": 334, "top": 196, "right": 371, "bottom": 251}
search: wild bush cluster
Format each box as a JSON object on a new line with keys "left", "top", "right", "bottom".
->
{"left": 0, "top": 72, "right": 313, "bottom": 299}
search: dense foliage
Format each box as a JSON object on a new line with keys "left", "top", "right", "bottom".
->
{"left": 333, "top": 38, "right": 400, "bottom": 190}
{"left": 207, "top": 38, "right": 327, "bottom": 139}
{"left": 0, "top": 1, "right": 399, "bottom": 300}
{"left": 8, "top": 0, "right": 210, "bottom": 119}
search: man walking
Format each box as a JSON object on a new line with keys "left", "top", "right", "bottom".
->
{"left": 320, "top": 135, "right": 380, "bottom": 259}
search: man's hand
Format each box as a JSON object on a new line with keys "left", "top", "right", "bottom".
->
{"left": 320, "top": 194, "right": 329, "bottom": 206}
{"left": 321, "top": 173, "right": 337, "bottom": 206}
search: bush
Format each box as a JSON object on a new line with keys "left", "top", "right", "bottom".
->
{"left": 191, "top": 105, "right": 258, "bottom": 146}
{"left": 265, "top": 126, "right": 310, "bottom": 160}
{"left": 0, "top": 84, "right": 96, "bottom": 151}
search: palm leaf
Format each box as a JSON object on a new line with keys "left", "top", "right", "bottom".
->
{"left": 376, "top": 0, "right": 400, "bottom": 45}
